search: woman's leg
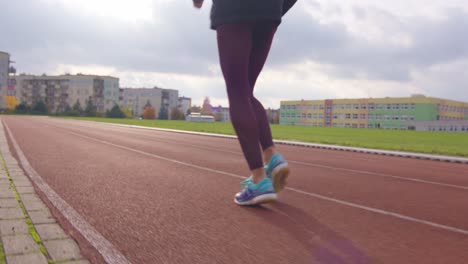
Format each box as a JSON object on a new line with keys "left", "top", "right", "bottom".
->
{"left": 248, "top": 22, "right": 278, "bottom": 163}
{"left": 247, "top": 22, "right": 289, "bottom": 192}
{"left": 216, "top": 23, "right": 265, "bottom": 182}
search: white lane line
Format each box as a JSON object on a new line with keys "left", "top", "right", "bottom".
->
{"left": 57, "top": 120, "right": 468, "bottom": 192}
{"left": 63, "top": 128, "right": 468, "bottom": 237}
{"left": 49, "top": 119, "right": 468, "bottom": 191}
{"left": 290, "top": 160, "right": 468, "bottom": 191}
{"left": 61, "top": 118, "right": 468, "bottom": 164}
{"left": 2, "top": 121, "right": 132, "bottom": 264}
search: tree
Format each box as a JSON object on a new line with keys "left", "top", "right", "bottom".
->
{"left": 273, "top": 112, "right": 279, "bottom": 124}
{"left": 158, "top": 106, "right": 169, "bottom": 120}
{"left": 189, "top": 105, "right": 201, "bottom": 114}
{"left": 143, "top": 100, "right": 152, "bottom": 110}
{"left": 15, "top": 103, "right": 31, "bottom": 114}
{"left": 170, "top": 107, "right": 185, "bottom": 120}
{"left": 106, "top": 104, "right": 125, "bottom": 118}
{"left": 84, "top": 98, "right": 97, "bottom": 117}
{"left": 71, "top": 100, "right": 83, "bottom": 116}
{"left": 121, "top": 107, "right": 133, "bottom": 118}
{"left": 143, "top": 105, "right": 156, "bottom": 120}
{"left": 201, "top": 97, "right": 213, "bottom": 116}
{"left": 214, "top": 112, "right": 223, "bottom": 122}
{"left": 32, "top": 100, "right": 48, "bottom": 114}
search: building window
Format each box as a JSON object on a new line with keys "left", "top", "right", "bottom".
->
{"left": 361, "top": 104, "right": 367, "bottom": 110}
{"left": 319, "top": 105, "right": 324, "bottom": 110}
{"left": 352, "top": 114, "right": 358, "bottom": 119}
{"left": 353, "top": 104, "right": 359, "bottom": 110}
{"left": 386, "top": 104, "right": 392, "bottom": 110}
{"left": 393, "top": 115, "right": 399, "bottom": 120}
{"left": 393, "top": 104, "right": 400, "bottom": 110}
{"left": 318, "top": 114, "right": 324, "bottom": 119}
{"left": 313, "top": 114, "right": 318, "bottom": 119}
{"left": 409, "top": 115, "right": 415, "bottom": 120}
{"left": 369, "top": 103, "right": 375, "bottom": 110}
{"left": 345, "top": 123, "right": 350, "bottom": 128}
{"left": 359, "top": 124, "right": 365, "bottom": 128}
{"left": 352, "top": 124, "right": 358, "bottom": 128}
{"left": 307, "top": 113, "right": 312, "bottom": 118}
{"left": 368, "top": 124, "right": 374, "bottom": 128}
{"left": 376, "top": 114, "right": 381, "bottom": 120}
{"left": 360, "top": 114, "right": 366, "bottom": 120}
{"left": 376, "top": 104, "right": 383, "bottom": 110}
{"left": 410, "top": 103, "right": 415, "bottom": 110}
{"left": 346, "top": 104, "right": 351, "bottom": 109}
{"left": 302, "top": 113, "right": 306, "bottom": 118}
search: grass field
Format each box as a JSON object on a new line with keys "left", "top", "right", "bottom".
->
{"left": 61, "top": 117, "right": 468, "bottom": 158}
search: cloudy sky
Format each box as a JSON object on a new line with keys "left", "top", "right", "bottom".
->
{"left": 1, "top": 0, "right": 468, "bottom": 108}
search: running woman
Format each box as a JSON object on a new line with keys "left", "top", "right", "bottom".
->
{"left": 193, "top": 0, "right": 296, "bottom": 205}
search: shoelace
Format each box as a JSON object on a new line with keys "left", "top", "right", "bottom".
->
{"left": 240, "top": 177, "right": 253, "bottom": 190}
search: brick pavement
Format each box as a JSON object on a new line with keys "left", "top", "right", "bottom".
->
{"left": 0, "top": 121, "right": 90, "bottom": 264}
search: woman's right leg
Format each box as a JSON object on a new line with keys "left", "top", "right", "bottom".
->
{"left": 247, "top": 22, "right": 290, "bottom": 192}
{"left": 247, "top": 22, "right": 277, "bottom": 159}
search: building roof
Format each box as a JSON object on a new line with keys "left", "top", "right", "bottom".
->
{"left": 281, "top": 95, "right": 468, "bottom": 106}
{"left": 16, "top": 73, "right": 119, "bottom": 80}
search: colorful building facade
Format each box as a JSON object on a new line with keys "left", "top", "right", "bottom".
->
{"left": 280, "top": 95, "right": 468, "bottom": 129}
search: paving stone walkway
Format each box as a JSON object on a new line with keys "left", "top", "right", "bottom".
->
{"left": 0, "top": 121, "right": 90, "bottom": 264}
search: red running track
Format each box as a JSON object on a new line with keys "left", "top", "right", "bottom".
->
{"left": 2, "top": 116, "right": 468, "bottom": 264}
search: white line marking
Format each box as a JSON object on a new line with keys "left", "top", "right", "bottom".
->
{"left": 51, "top": 119, "right": 468, "bottom": 192}
{"left": 63, "top": 118, "right": 468, "bottom": 164}
{"left": 2, "top": 121, "right": 132, "bottom": 264}
{"left": 62, "top": 127, "right": 468, "bottom": 236}
{"left": 289, "top": 160, "right": 468, "bottom": 191}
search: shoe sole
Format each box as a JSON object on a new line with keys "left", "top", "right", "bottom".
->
{"left": 234, "top": 193, "right": 278, "bottom": 206}
{"left": 271, "top": 163, "right": 290, "bottom": 193}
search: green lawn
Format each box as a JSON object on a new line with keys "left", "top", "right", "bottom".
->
{"left": 62, "top": 117, "right": 468, "bottom": 158}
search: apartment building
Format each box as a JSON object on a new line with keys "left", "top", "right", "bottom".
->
{"left": 12, "top": 74, "right": 119, "bottom": 114}
{"left": 178, "top": 96, "right": 192, "bottom": 116}
{"left": 280, "top": 95, "right": 468, "bottom": 130}
{"left": 120, "top": 87, "right": 179, "bottom": 119}
{"left": 0, "top": 51, "right": 10, "bottom": 110}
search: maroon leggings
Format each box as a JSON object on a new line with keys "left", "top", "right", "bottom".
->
{"left": 216, "top": 21, "right": 277, "bottom": 170}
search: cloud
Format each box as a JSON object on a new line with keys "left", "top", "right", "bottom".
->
{"left": 1, "top": 0, "right": 468, "bottom": 107}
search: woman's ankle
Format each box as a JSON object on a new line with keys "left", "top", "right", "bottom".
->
{"left": 251, "top": 167, "right": 266, "bottom": 184}
{"left": 263, "top": 146, "right": 277, "bottom": 164}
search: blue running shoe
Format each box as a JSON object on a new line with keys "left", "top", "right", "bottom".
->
{"left": 265, "top": 153, "right": 290, "bottom": 192}
{"left": 239, "top": 165, "right": 268, "bottom": 189}
{"left": 234, "top": 177, "right": 277, "bottom": 206}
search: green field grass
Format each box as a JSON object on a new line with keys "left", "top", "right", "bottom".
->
{"left": 61, "top": 117, "right": 468, "bottom": 158}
